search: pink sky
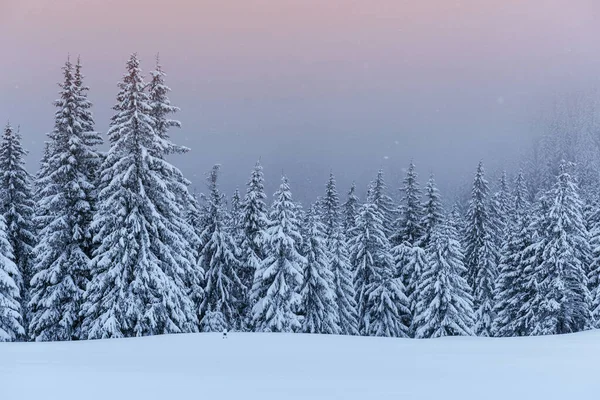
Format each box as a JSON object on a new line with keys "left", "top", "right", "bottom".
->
{"left": 2, "top": 0, "right": 600, "bottom": 198}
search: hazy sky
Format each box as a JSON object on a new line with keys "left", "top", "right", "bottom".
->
{"left": 2, "top": 0, "right": 600, "bottom": 203}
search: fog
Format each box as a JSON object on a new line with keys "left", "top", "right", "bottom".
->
{"left": 2, "top": 0, "right": 600, "bottom": 204}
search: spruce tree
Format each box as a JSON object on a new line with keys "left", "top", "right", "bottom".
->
{"left": 81, "top": 54, "right": 197, "bottom": 339}
{"left": 342, "top": 182, "right": 360, "bottom": 235}
{"left": 198, "top": 165, "right": 244, "bottom": 331}
{"left": 0, "top": 214, "right": 23, "bottom": 341}
{"left": 321, "top": 173, "right": 341, "bottom": 241}
{"left": 413, "top": 221, "right": 475, "bottom": 338}
{"left": 493, "top": 170, "right": 533, "bottom": 336}
{"left": 300, "top": 208, "right": 340, "bottom": 334}
{"left": 349, "top": 202, "right": 409, "bottom": 335}
{"left": 420, "top": 174, "right": 443, "bottom": 248}
{"left": 329, "top": 228, "right": 359, "bottom": 335}
{"left": 148, "top": 56, "right": 201, "bottom": 310}
{"left": 0, "top": 123, "right": 35, "bottom": 338}
{"left": 367, "top": 170, "right": 395, "bottom": 236}
{"left": 392, "top": 161, "right": 423, "bottom": 247}
{"left": 29, "top": 58, "right": 102, "bottom": 341}
{"left": 530, "top": 162, "right": 591, "bottom": 335}
{"left": 251, "top": 177, "right": 304, "bottom": 332}
{"left": 240, "top": 161, "right": 269, "bottom": 327}
{"left": 464, "top": 161, "right": 499, "bottom": 336}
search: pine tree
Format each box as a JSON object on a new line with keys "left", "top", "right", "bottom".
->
{"left": 0, "top": 123, "right": 35, "bottom": 338}
{"left": 198, "top": 165, "right": 244, "bottom": 331}
{"left": 240, "top": 161, "right": 269, "bottom": 327}
{"left": 321, "top": 173, "right": 342, "bottom": 241}
{"left": 251, "top": 177, "right": 304, "bottom": 332}
{"left": 349, "top": 202, "right": 409, "bottom": 335}
{"left": 420, "top": 174, "right": 443, "bottom": 248}
{"left": 464, "top": 161, "right": 499, "bottom": 336}
{"left": 367, "top": 170, "right": 395, "bottom": 236}
{"left": 29, "top": 58, "right": 102, "bottom": 341}
{"left": 342, "top": 182, "right": 360, "bottom": 235}
{"left": 0, "top": 214, "right": 24, "bottom": 341}
{"left": 392, "top": 161, "right": 423, "bottom": 247}
{"left": 300, "top": 208, "right": 339, "bottom": 334}
{"left": 329, "top": 228, "right": 359, "bottom": 335}
{"left": 530, "top": 162, "right": 591, "bottom": 335}
{"left": 365, "top": 274, "right": 410, "bottom": 338}
{"left": 413, "top": 221, "right": 475, "bottom": 338}
{"left": 81, "top": 54, "right": 198, "bottom": 339}
{"left": 493, "top": 170, "right": 533, "bottom": 336}
{"left": 148, "top": 56, "right": 201, "bottom": 310}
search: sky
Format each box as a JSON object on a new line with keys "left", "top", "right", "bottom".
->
{"left": 1, "top": 0, "right": 600, "bottom": 204}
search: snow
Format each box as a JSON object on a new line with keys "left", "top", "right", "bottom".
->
{"left": 2, "top": 331, "right": 600, "bottom": 399}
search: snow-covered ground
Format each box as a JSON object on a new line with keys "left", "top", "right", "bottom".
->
{"left": 2, "top": 331, "right": 599, "bottom": 399}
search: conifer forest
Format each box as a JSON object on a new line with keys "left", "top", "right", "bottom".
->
{"left": 3, "top": 53, "right": 600, "bottom": 343}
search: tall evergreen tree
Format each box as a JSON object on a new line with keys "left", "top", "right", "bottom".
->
{"left": 0, "top": 123, "right": 35, "bottom": 338}
{"left": 349, "top": 202, "right": 409, "bottom": 335}
{"left": 198, "top": 165, "right": 244, "bottom": 331}
{"left": 321, "top": 173, "right": 341, "bottom": 240}
{"left": 329, "top": 227, "right": 359, "bottom": 335}
{"left": 251, "top": 177, "right": 304, "bottom": 332}
{"left": 493, "top": 170, "right": 534, "bottom": 336}
{"left": 29, "top": 58, "right": 102, "bottom": 341}
{"left": 529, "top": 162, "right": 591, "bottom": 335}
{"left": 420, "top": 174, "right": 443, "bottom": 248}
{"left": 367, "top": 169, "right": 395, "bottom": 236}
{"left": 300, "top": 208, "right": 339, "bottom": 334}
{"left": 413, "top": 221, "right": 475, "bottom": 338}
{"left": 464, "top": 161, "right": 499, "bottom": 336}
{"left": 81, "top": 54, "right": 197, "bottom": 339}
{"left": 0, "top": 214, "right": 24, "bottom": 341}
{"left": 240, "top": 161, "right": 269, "bottom": 326}
{"left": 342, "top": 182, "right": 360, "bottom": 235}
{"left": 392, "top": 161, "right": 423, "bottom": 247}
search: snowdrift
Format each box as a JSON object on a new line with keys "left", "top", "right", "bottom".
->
{"left": 2, "top": 331, "right": 599, "bottom": 399}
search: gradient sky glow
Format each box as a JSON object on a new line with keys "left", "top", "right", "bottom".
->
{"left": 2, "top": 0, "right": 600, "bottom": 202}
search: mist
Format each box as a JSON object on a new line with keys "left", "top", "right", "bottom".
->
{"left": 2, "top": 0, "right": 600, "bottom": 204}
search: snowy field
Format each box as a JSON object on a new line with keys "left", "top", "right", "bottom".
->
{"left": 2, "top": 331, "right": 600, "bottom": 400}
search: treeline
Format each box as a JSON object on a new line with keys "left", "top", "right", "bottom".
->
{"left": 0, "top": 53, "right": 599, "bottom": 342}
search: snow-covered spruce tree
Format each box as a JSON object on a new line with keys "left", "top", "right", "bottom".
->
{"left": 392, "top": 161, "right": 423, "bottom": 248}
{"left": 148, "top": 56, "right": 202, "bottom": 311}
{"left": 0, "top": 214, "right": 24, "bottom": 341}
{"left": 463, "top": 161, "right": 500, "bottom": 336}
{"left": 81, "top": 54, "right": 198, "bottom": 339}
{"left": 367, "top": 169, "right": 396, "bottom": 236}
{"left": 319, "top": 173, "right": 359, "bottom": 334}
{"left": 420, "top": 174, "right": 443, "bottom": 249}
{"left": 329, "top": 227, "right": 359, "bottom": 335}
{"left": 29, "top": 58, "right": 103, "bottom": 341}
{"left": 321, "top": 173, "right": 341, "bottom": 241}
{"left": 251, "top": 176, "right": 305, "bottom": 332}
{"left": 300, "top": 207, "right": 340, "bottom": 334}
{"left": 403, "top": 244, "right": 427, "bottom": 332}
{"left": 239, "top": 161, "right": 269, "bottom": 327}
{"left": 413, "top": 221, "right": 475, "bottom": 338}
{"left": 198, "top": 165, "right": 244, "bottom": 331}
{"left": 390, "top": 163, "right": 424, "bottom": 329}
{"left": 529, "top": 162, "right": 591, "bottom": 335}
{"left": 365, "top": 272, "right": 410, "bottom": 338}
{"left": 0, "top": 123, "right": 35, "bottom": 338}
{"left": 589, "top": 203, "right": 600, "bottom": 327}
{"left": 342, "top": 182, "right": 360, "bottom": 235}
{"left": 349, "top": 202, "right": 409, "bottom": 336}
{"left": 493, "top": 170, "right": 534, "bottom": 336}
